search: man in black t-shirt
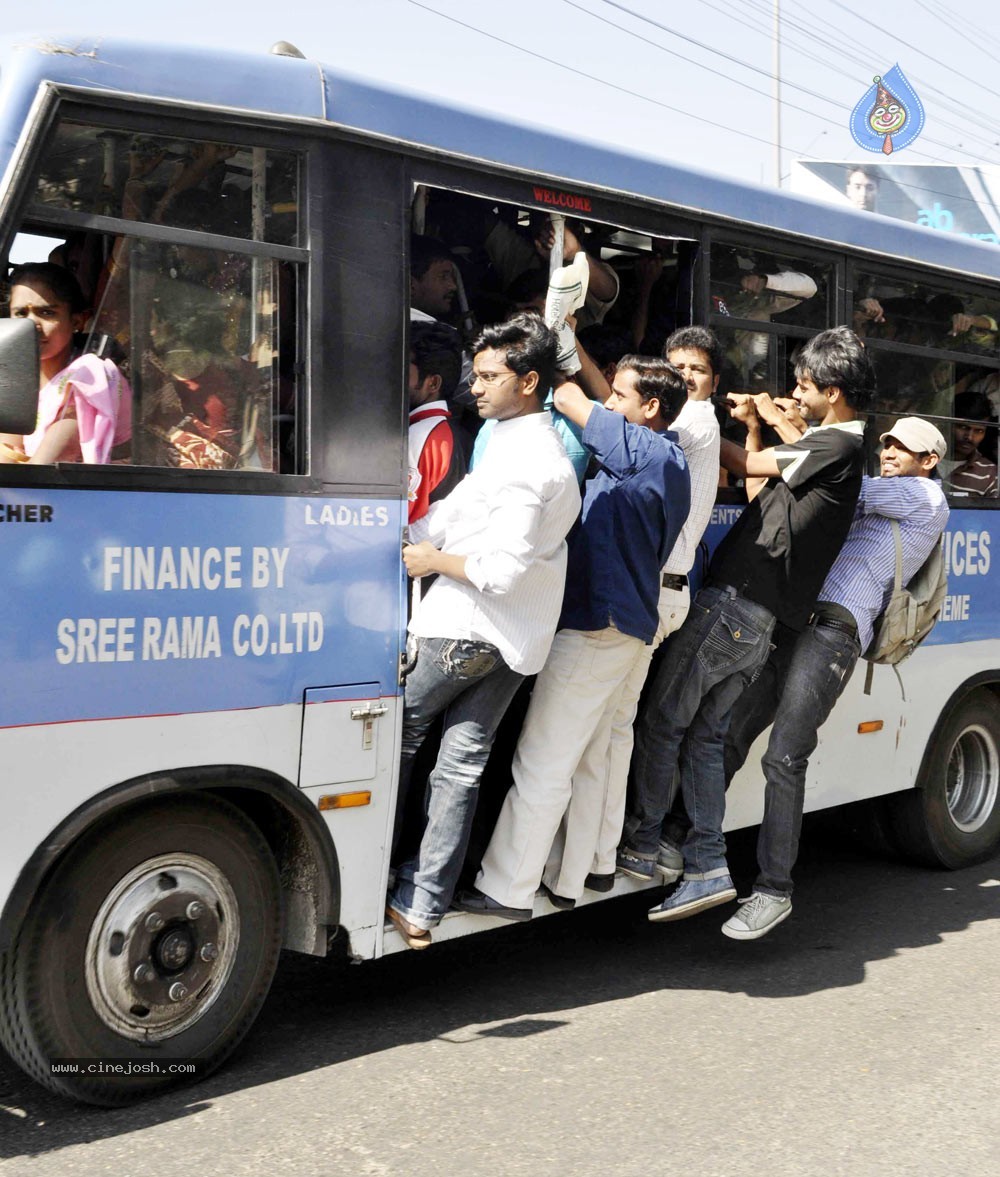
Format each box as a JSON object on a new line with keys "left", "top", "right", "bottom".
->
{"left": 620, "top": 326, "right": 874, "bottom": 924}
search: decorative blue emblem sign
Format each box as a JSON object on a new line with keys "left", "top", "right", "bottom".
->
{"left": 850, "top": 65, "right": 925, "bottom": 155}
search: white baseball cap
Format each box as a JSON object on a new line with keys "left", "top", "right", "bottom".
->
{"left": 880, "top": 417, "right": 947, "bottom": 459}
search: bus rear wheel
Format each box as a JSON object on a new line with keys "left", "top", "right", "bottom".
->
{"left": 0, "top": 793, "right": 282, "bottom": 1105}
{"left": 882, "top": 689, "right": 1000, "bottom": 869}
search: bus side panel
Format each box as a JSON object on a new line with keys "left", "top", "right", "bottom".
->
{"left": 0, "top": 486, "right": 406, "bottom": 916}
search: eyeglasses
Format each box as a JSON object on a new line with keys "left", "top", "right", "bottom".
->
{"left": 471, "top": 370, "right": 519, "bottom": 388}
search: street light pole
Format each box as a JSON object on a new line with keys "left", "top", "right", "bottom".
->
{"left": 774, "top": 0, "right": 781, "bottom": 187}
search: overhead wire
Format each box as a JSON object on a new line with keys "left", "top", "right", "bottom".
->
{"left": 606, "top": 0, "right": 1000, "bottom": 164}
{"left": 406, "top": 0, "right": 1000, "bottom": 210}
{"left": 668, "top": 0, "right": 1000, "bottom": 163}
{"left": 729, "top": 0, "right": 1000, "bottom": 177}
{"left": 405, "top": 0, "right": 836, "bottom": 160}
{"left": 786, "top": 0, "right": 1000, "bottom": 144}
{"left": 596, "top": 0, "right": 1000, "bottom": 205}
{"left": 825, "top": 0, "right": 1000, "bottom": 106}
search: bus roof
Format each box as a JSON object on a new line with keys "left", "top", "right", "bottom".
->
{"left": 2, "top": 33, "right": 999, "bottom": 283}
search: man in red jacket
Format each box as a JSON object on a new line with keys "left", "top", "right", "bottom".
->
{"left": 408, "top": 321, "right": 469, "bottom": 525}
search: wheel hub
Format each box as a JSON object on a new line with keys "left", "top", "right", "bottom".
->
{"left": 85, "top": 854, "right": 240, "bottom": 1042}
{"left": 946, "top": 723, "right": 1000, "bottom": 834}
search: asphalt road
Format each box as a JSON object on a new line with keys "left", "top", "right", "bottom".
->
{"left": 2, "top": 824, "right": 999, "bottom": 1177}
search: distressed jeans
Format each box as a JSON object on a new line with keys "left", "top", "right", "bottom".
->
{"left": 724, "top": 620, "right": 862, "bottom": 897}
{"left": 390, "top": 636, "right": 523, "bottom": 930}
{"left": 626, "top": 585, "right": 775, "bottom": 877}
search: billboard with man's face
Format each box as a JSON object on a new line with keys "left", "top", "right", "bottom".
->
{"left": 790, "top": 160, "right": 1000, "bottom": 247}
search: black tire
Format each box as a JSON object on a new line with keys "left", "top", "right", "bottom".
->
{"left": 881, "top": 689, "right": 1000, "bottom": 869}
{"left": 0, "top": 793, "right": 282, "bottom": 1105}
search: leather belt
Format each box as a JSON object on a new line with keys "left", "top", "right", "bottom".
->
{"left": 661, "top": 573, "right": 688, "bottom": 591}
{"left": 809, "top": 614, "right": 857, "bottom": 637}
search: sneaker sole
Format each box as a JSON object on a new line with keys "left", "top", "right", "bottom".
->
{"left": 618, "top": 864, "right": 656, "bottom": 882}
{"left": 721, "top": 903, "right": 792, "bottom": 941}
{"left": 648, "top": 886, "right": 737, "bottom": 923}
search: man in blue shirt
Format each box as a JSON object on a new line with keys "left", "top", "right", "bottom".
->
{"left": 455, "top": 357, "right": 690, "bottom": 919}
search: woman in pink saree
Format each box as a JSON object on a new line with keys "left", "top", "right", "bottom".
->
{"left": 1, "top": 262, "right": 131, "bottom": 464}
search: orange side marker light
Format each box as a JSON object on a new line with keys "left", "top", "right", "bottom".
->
{"left": 318, "top": 791, "right": 372, "bottom": 811}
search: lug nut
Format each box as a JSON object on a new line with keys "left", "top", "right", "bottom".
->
{"left": 168, "top": 982, "right": 188, "bottom": 1002}
{"left": 145, "top": 911, "right": 165, "bottom": 932}
{"left": 200, "top": 942, "right": 219, "bottom": 962}
{"left": 186, "top": 901, "right": 205, "bottom": 920}
{"left": 133, "top": 964, "right": 155, "bottom": 984}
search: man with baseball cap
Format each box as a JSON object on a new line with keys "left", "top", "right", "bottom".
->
{"left": 713, "top": 414, "right": 949, "bottom": 939}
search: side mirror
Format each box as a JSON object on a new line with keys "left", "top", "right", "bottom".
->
{"left": 0, "top": 318, "right": 39, "bottom": 435}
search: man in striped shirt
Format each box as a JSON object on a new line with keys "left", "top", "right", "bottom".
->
{"left": 718, "top": 415, "right": 950, "bottom": 939}
{"left": 940, "top": 391, "right": 998, "bottom": 499}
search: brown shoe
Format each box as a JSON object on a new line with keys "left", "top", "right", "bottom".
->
{"left": 386, "top": 905, "right": 432, "bottom": 950}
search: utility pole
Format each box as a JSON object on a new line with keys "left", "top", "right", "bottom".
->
{"left": 773, "top": 0, "right": 781, "bottom": 187}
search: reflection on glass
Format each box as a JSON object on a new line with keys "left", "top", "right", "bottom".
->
{"left": 33, "top": 123, "right": 299, "bottom": 247}
{"left": 855, "top": 272, "right": 1000, "bottom": 355}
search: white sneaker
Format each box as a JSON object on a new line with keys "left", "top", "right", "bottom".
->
{"left": 544, "top": 250, "right": 589, "bottom": 329}
{"left": 721, "top": 891, "right": 792, "bottom": 940}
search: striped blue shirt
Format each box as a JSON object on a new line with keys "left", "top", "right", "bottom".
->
{"left": 816, "top": 475, "right": 950, "bottom": 652}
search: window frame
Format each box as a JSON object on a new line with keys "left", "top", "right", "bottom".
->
{"left": 1, "top": 89, "right": 317, "bottom": 495}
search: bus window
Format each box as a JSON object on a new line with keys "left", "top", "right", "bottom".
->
{"left": 33, "top": 123, "right": 299, "bottom": 247}
{"left": 709, "top": 243, "right": 828, "bottom": 394}
{"left": 4, "top": 116, "right": 304, "bottom": 473}
{"left": 855, "top": 271, "right": 1000, "bottom": 356}
{"left": 710, "top": 244, "right": 827, "bottom": 329}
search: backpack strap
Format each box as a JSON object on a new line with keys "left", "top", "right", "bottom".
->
{"left": 864, "top": 520, "right": 905, "bottom": 698}
{"left": 890, "top": 518, "right": 903, "bottom": 593}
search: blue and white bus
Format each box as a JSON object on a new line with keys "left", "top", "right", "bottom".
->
{"left": 1, "top": 34, "right": 998, "bottom": 1104}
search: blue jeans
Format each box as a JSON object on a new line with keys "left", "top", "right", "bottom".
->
{"left": 390, "top": 636, "right": 524, "bottom": 930}
{"left": 627, "top": 585, "right": 775, "bottom": 876}
{"left": 724, "top": 620, "right": 862, "bottom": 897}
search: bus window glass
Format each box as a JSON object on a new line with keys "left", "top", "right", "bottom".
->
{"left": 711, "top": 244, "right": 827, "bottom": 330}
{"left": 713, "top": 322, "right": 778, "bottom": 394}
{"left": 855, "top": 272, "right": 1000, "bottom": 356}
{"left": 32, "top": 123, "right": 299, "bottom": 247}
{"left": 3, "top": 116, "right": 303, "bottom": 474}
{"left": 2, "top": 232, "right": 299, "bottom": 473}
{"left": 868, "top": 348, "right": 954, "bottom": 444}
{"left": 122, "top": 244, "right": 293, "bottom": 471}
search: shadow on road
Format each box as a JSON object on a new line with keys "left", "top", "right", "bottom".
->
{"left": 2, "top": 827, "right": 999, "bottom": 1157}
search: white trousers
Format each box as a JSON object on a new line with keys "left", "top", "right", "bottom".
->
{"left": 591, "top": 584, "right": 691, "bottom": 874}
{"left": 476, "top": 625, "right": 647, "bottom": 907}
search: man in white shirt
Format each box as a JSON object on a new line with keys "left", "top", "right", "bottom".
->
{"left": 387, "top": 313, "right": 580, "bottom": 949}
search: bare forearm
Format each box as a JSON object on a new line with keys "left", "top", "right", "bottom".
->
{"left": 403, "top": 541, "right": 472, "bottom": 585}
{"left": 574, "top": 337, "right": 612, "bottom": 404}
{"left": 30, "top": 419, "right": 79, "bottom": 464}
{"left": 585, "top": 256, "right": 617, "bottom": 304}
{"left": 721, "top": 429, "right": 775, "bottom": 500}
{"left": 430, "top": 551, "right": 472, "bottom": 585}
{"left": 552, "top": 378, "right": 597, "bottom": 429}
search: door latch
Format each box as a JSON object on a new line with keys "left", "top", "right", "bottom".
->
{"left": 351, "top": 702, "right": 388, "bottom": 751}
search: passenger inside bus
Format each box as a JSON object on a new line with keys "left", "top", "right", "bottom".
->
{"left": 940, "top": 390, "right": 998, "bottom": 497}
{"left": 139, "top": 279, "right": 270, "bottom": 470}
{"left": 0, "top": 262, "right": 132, "bottom": 465}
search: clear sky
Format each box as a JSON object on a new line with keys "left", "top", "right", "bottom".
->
{"left": 7, "top": 0, "right": 1000, "bottom": 188}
